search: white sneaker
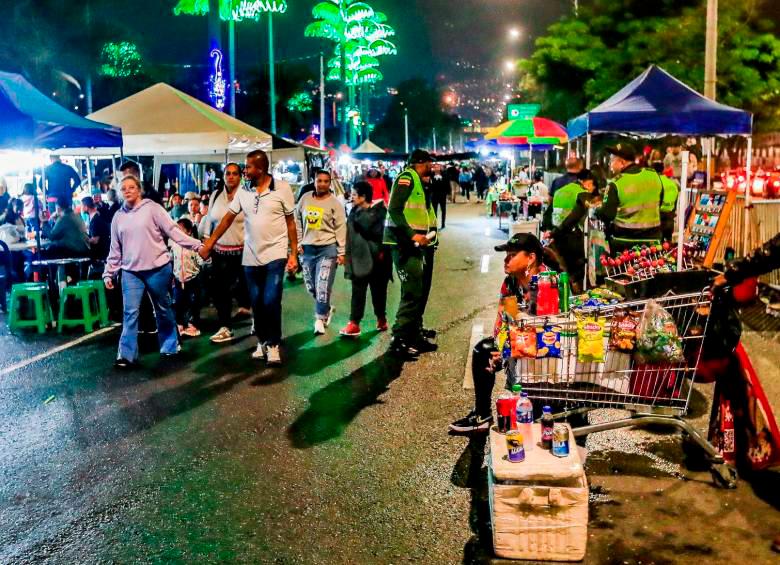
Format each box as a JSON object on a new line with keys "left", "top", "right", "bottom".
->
{"left": 182, "top": 325, "right": 201, "bottom": 337}
{"left": 210, "top": 327, "right": 234, "bottom": 343}
{"left": 325, "top": 306, "right": 335, "bottom": 327}
{"left": 314, "top": 319, "right": 326, "bottom": 335}
{"left": 251, "top": 343, "right": 267, "bottom": 360}
{"left": 266, "top": 344, "right": 282, "bottom": 366}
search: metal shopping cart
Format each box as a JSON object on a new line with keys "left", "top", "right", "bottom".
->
{"left": 510, "top": 289, "right": 738, "bottom": 488}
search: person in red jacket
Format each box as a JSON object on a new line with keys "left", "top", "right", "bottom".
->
{"left": 365, "top": 168, "right": 390, "bottom": 206}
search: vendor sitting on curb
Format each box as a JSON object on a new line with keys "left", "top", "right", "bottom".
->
{"left": 449, "top": 233, "right": 552, "bottom": 434}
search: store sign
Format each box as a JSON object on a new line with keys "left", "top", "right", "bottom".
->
{"left": 508, "top": 104, "right": 540, "bottom": 120}
{"left": 209, "top": 49, "right": 226, "bottom": 110}
{"left": 232, "top": 0, "right": 288, "bottom": 20}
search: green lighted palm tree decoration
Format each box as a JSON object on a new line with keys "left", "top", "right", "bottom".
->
{"left": 305, "top": 0, "right": 397, "bottom": 146}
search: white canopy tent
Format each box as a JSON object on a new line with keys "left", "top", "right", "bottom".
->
{"left": 353, "top": 139, "right": 385, "bottom": 154}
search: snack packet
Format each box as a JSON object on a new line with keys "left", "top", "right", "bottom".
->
{"left": 635, "top": 299, "right": 685, "bottom": 363}
{"left": 510, "top": 325, "right": 537, "bottom": 359}
{"left": 609, "top": 310, "right": 640, "bottom": 353}
{"left": 577, "top": 315, "right": 606, "bottom": 362}
{"left": 536, "top": 324, "right": 562, "bottom": 358}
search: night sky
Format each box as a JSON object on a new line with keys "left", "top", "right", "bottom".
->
{"left": 106, "top": 0, "right": 568, "bottom": 84}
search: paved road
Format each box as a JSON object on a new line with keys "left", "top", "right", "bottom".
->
{"left": 1, "top": 203, "right": 779, "bottom": 564}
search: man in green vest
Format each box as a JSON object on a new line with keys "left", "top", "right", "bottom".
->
{"left": 384, "top": 149, "right": 438, "bottom": 358}
{"left": 651, "top": 161, "right": 680, "bottom": 242}
{"left": 596, "top": 142, "right": 664, "bottom": 253}
{"left": 548, "top": 169, "right": 599, "bottom": 292}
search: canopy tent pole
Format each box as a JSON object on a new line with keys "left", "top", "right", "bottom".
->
{"left": 35, "top": 153, "right": 46, "bottom": 278}
{"left": 676, "top": 150, "right": 690, "bottom": 271}
{"left": 586, "top": 133, "right": 592, "bottom": 169}
{"left": 744, "top": 136, "right": 753, "bottom": 255}
{"left": 567, "top": 140, "right": 571, "bottom": 158}
{"left": 85, "top": 158, "right": 93, "bottom": 194}
{"left": 706, "top": 138, "right": 712, "bottom": 191}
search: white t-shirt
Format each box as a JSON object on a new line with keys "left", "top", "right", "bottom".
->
{"left": 228, "top": 178, "right": 295, "bottom": 267}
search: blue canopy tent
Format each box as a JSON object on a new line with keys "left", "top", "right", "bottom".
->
{"left": 0, "top": 71, "right": 122, "bottom": 269}
{"left": 566, "top": 65, "right": 754, "bottom": 275}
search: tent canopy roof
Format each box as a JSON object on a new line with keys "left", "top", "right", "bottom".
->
{"left": 0, "top": 70, "right": 122, "bottom": 151}
{"left": 567, "top": 65, "right": 753, "bottom": 139}
{"left": 86, "top": 83, "right": 271, "bottom": 156}
{"left": 353, "top": 139, "right": 385, "bottom": 154}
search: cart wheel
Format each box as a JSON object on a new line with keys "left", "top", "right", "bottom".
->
{"left": 710, "top": 463, "right": 738, "bottom": 489}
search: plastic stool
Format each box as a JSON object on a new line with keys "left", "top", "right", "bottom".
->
{"left": 8, "top": 283, "right": 53, "bottom": 334}
{"left": 57, "top": 285, "right": 101, "bottom": 333}
{"left": 76, "top": 280, "right": 109, "bottom": 327}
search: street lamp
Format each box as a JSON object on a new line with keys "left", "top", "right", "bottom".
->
{"left": 508, "top": 27, "right": 521, "bottom": 41}
{"left": 504, "top": 60, "right": 516, "bottom": 72}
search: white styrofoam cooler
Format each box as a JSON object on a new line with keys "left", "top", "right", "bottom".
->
{"left": 488, "top": 423, "right": 588, "bottom": 561}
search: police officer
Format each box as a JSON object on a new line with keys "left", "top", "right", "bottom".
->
{"left": 596, "top": 142, "right": 664, "bottom": 253}
{"left": 651, "top": 161, "right": 680, "bottom": 242}
{"left": 384, "top": 149, "right": 438, "bottom": 358}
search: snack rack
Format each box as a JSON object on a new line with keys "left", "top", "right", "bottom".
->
{"left": 508, "top": 289, "right": 737, "bottom": 488}
{"left": 685, "top": 188, "right": 737, "bottom": 268}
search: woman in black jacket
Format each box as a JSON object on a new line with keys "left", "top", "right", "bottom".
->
{"left": 339, "top": 181, "right": 392, "bottom": 337}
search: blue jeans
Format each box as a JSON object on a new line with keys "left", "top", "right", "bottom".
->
{"left": 118, "top": 263, "right": 178, "bottom": 361}
{"left": 301, "top": 244, "right": 338, "bottom": 319}
{"left": 244, "top": 259, "right": 286, "bottom": 346}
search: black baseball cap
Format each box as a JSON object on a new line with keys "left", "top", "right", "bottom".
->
{"left": 409, "top": 149, "right": 434, "bottom": 164}
{"left": 605, "top": 142, "right": 637, "bottom": 162}
{"left": 495, "top": 233, "right": 544, "bottom": 255}
{"left": 577, "top": 168, "right": 596, "bottom": 181}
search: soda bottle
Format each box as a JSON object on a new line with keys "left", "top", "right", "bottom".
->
{"left": 559, "top": 272, "right": 570, "bottom": 313}
{"left": 541, "top": 406, "right": 555, "bottom": 450}
{"left": 496, "top": 391, "right": 513, "bottom": 433}
{"left": 549, "top": 275, "right": 560, "bottom": 315}
{"left": 516, "top": 392, "right": 534, "bottom": 451}
{"left": 510, "top": 384, "right": 522, "bottom": 429}
{"left": 537, "top": 275, "right": 551, "bottom": 316}
{"left": 529, "top": 275, "right": 539, "bottom": 315}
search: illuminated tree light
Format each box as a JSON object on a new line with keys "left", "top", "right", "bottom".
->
{"left": 173, "top": 0, "right": 287, "bottom": 22}
{"left": 209, "top": 49, "right": 227, "bottom": 110}
{"left": 99, "top": 41, "right": 143, "bottom": 78}
{"left": 286, "top": 91, "right": 313, "bottom": 113}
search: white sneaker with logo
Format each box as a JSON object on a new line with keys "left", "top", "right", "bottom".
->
{"left": 313, "top": 319, "right": 326, "bottom": 335}
{"left": 210, "top": 327, "right": 234, "bottom": 343}
{"left": 266, "top": 345, "right": 282, "bottom": 366}
{"left": 251, "top": 343, "right": 267, "bottom": 360}
{"left": 325, "top": 306, "right": 335, "bottom": 327}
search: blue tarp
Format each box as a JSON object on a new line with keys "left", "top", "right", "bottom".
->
{"left": 567, "top": 66, "right": 753, "bottom": 139}
{"left": 0, "top": 71, "right": 122, "bottom": 150}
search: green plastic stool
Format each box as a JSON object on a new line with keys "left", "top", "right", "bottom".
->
{"left": 76, "top": 280, "right": 109, "bottom": 327}
{"left": 58, "top": 285, "right": 101, "bottom": 333}
{"left": 8, "top": 283, "right": 53, "bottom": 334}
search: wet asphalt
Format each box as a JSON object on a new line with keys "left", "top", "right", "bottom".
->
{"left": 1, "top": 203, "right": 779, "bottom": 564}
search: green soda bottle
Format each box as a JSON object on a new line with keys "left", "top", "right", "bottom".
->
{"left": 559, "top": 272, "right": 570, "bottom": 313}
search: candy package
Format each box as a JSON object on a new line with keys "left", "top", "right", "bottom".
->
{"left": 577, "top": 315, "right": 605, "bottom": 363}
{"left": 609, "top": 310, "right": 640, "bottom": 353}
{"left": 510, "top": 325, "right": 537, "bottom": 359}
{"left": 536, "top": 324, "right": 562, "bottom": 358}
{"left": 635, "top": 300, "right": 684, "bottom": 363}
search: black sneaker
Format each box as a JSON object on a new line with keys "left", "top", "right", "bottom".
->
{"left": 389, "top": 337, "right": 421, "bottom": 359}
{"left": 421, "top": 328, "right": 437, "bottom": 339}
{"left": 414, "top": 336, "right": 438, "bottom": 353}
{"left": 449, "top": 411, "right": 493, "bottom": 434}
{"left": 114, "top": 358, "right": 136, "bottom": 369}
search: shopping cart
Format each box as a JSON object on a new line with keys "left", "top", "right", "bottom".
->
{"left": 510, "top": 289, "right": 738, "bottom": 488}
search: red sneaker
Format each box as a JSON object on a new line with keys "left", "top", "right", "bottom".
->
{"left": 339, "top": 321, "right": 361, "bottom": 338}
{"left": 376, "top": 318, "right": 388, "bottom": 332}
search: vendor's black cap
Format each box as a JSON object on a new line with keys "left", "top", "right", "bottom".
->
{"left": 605, "top": 142, "right": 637, "bottom": 162}
{"left": 577, "top": 168, "right": 596, "bottom": 181}
{"left": 409, "top": 149, "right": 434, "bottom": 164}
{"left": 495, "top": 232, "right": 544, "bottom": 255}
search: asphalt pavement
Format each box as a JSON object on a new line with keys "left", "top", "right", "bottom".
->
{"left": 1, "top": 203, "right": 779, "bottom": 564}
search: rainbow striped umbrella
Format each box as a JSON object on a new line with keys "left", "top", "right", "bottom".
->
{"left": 484, "top": 117, "right": 568, "bottom": 146}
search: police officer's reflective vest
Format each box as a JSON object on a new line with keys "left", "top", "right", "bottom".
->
{"left": 384, "top": 168, "right": 437, "bottom": 246}
{"left": 613, "top": 168, "right": 662, "bottom": 231}
{"left": 552, "top": 182, "right": 587, "bottom": 228}
{"left": 659, "top": 175, "right": 679, "bottom": 214}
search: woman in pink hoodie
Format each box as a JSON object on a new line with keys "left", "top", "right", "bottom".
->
{"left": 103, "top": 176, "right": 203, "bottom": 368}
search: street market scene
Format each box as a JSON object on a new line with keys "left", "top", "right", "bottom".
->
{"left": 2, "top": 0, "right": 780, "bottom": 563}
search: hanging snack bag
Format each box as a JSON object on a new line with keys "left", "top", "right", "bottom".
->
{"left": 577, "top": 315, "right": 606, "bottom": 363}
{"left": 536, "top": 324, "right": 563, "bottom": 358}
{"left": 510, "top": 325, "right": 538, "bottom": 359}
{"left": 609, "top": 310, "right": 640, "bottom": 353}
{"left": 635, "top": 300, "right": 685, "bottom": 363}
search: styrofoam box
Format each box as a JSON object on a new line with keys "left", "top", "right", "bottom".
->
{"left": 488, "top": 423, "right": 588, "bottom": 562}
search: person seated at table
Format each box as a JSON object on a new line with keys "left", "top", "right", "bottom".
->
{"left": 0, "top": 200, "right": 25, "bottom": 244}
{"left": 47, "top": 196, "right": 90, "bottom": 258}
{"left": 98, "top": 188, "right": 120, "bottom": 225}
{"left": 81, "top": 197, "right": 111, "bottom": 277}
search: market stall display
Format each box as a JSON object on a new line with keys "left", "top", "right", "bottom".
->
{"left": 686, "top": 188, "right": 737, "bottom": 267}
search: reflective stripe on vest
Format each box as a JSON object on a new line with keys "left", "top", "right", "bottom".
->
{"left": 551, "top": 182, "right": 586, "bottom": 228}
{"left": 613, "top": 168, "right": 662, "bottom": 230}
{"left": 384, "top": 168, "right": 437, "bottom": 243}
{"left": 660, "top": 176, "right": 679, "bottom": 214}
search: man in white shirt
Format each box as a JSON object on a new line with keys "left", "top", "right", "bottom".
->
{"left": 200, "top": 150, "right": 299, "bottom": 365}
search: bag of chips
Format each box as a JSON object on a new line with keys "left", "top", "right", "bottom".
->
{"left": 510, "top": 325, "right": 537, "bottom": 359}
{"left": 577, "top": 315, "right": 606, "bottom": 363}
{"left": 636, "top": 300, "right": 684, "bottom": 363}
{"left": 536, "top": 324, "right": 562, "bottom": 358}
{"left": 609, "top": 310, "right": 640, "bottom": 353}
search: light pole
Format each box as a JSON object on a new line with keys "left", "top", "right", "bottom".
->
{"left": 229, "top": 19, "right": 236, "bottom": 116}
{"left": 268, "top": 13, "right": 277, "bottom": 134}
{"left": 704, "top": 0, "right": 718, "bottom": 100}
{"left": 319, "top": 52, "right": 326, "bottom": 147}
{"left": 404, "top": 106, "right": 409, "bottom": 153}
